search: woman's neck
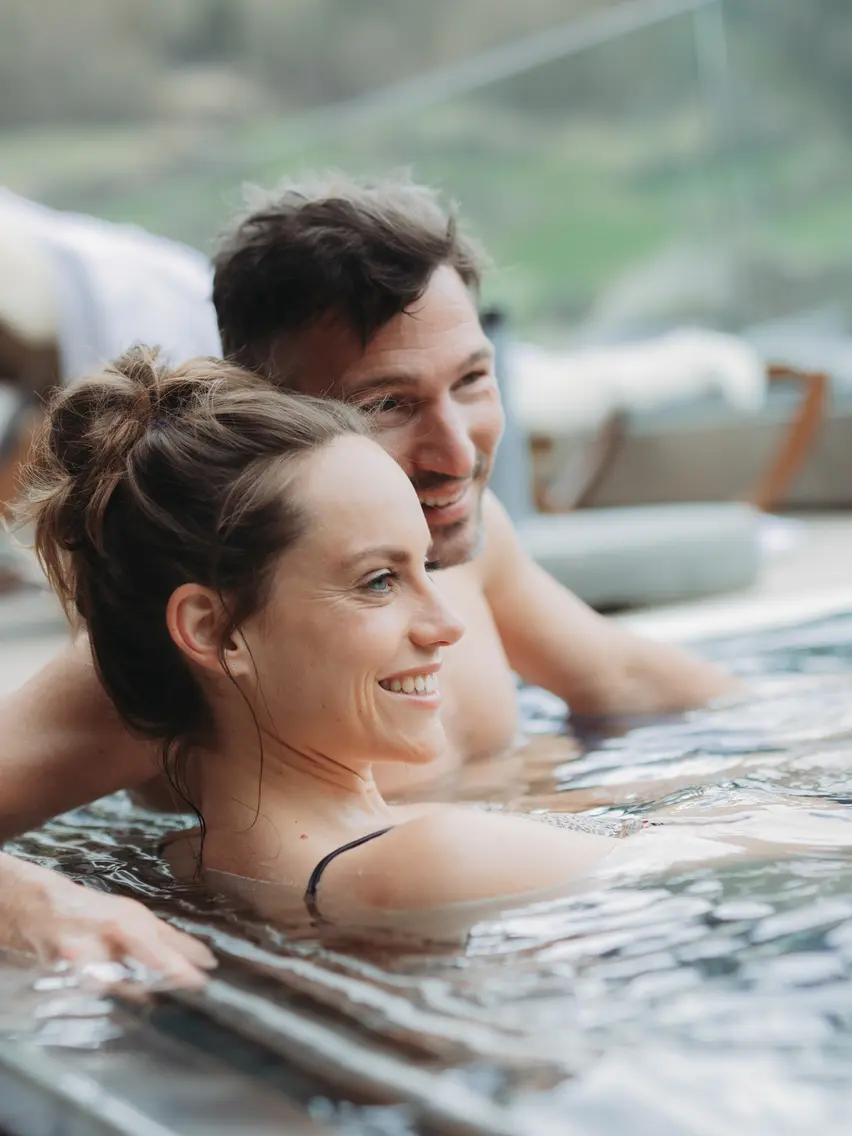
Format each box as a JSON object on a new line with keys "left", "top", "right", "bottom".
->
{"left": 193, "top": 718, "right": 394, "bottom": 859}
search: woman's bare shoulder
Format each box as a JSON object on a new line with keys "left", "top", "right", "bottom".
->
{"left": 335, "top": 807, "right": 618, "bottom": 912}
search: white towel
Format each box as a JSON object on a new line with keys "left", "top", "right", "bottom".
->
{"left": 0, "top": 188, "right": 221, "bottom": 383}
{"left": 510, "top": 328, "right": 767, "bottom": 434}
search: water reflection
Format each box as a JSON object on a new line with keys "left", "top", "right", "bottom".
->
{"left": 8, "top": 613, "right": 852, "bottom": 1132}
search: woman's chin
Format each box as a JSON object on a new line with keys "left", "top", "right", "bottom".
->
{"left": 378, "top": 725, "right": 447, "bottom": 767}
{"left": 406, "top": 745, "right": 444, "bottom": 766}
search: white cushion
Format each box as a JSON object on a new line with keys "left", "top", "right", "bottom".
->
{"left": 521, "top": 502, "right": 761, "bottom": 609}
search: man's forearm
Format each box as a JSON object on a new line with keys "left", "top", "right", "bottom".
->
{"left": 0, "top": 852, "right": 214, "bottom": 982}
{"left": 499, "top": 581, "right": 737, "bottom": 718}
{"left": 482, "top": 494, "right": 738, "bottom": 720}
{"left": 596, "top": 632, "right": 738, "bottom": 716}
{"left": 0, "top": 640, "right": 158, "bottom": 840}
{"left": 0, "top": 853, "right": 53, "bottom": 955}
{"left": 555, "top": 612, "right": 740, "bottom": 716}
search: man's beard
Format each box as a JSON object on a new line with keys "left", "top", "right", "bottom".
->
{"left": 425, "top": 483, "right": 486, "bottom": 569}
{"left": 412, "top": 457, "right": 488, "bottom": 569}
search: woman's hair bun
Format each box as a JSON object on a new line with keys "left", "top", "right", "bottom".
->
{"left": 18, "top": 344, "right": 216, "bottom": 611}
{"left": 50, "top": 344, "right": 215, "bottom": 479}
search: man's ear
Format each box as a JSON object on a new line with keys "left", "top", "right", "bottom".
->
{"left": 166, "top": 584, "right": 251, "bottom": 678}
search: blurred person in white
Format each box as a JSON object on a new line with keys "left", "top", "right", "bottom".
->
{"left": 0, "top": 174, "right": 734, "bottom": 983}
{"left": 0, "top": 188, "right": 220, "bottom": 508}
{"left": 0, "top": 188, "right": 221, "bottom": 980}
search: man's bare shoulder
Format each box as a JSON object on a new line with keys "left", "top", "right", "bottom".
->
{"left": 0, "top": 636, "right": 159, "bottom": 839}
{"left": 478, "top": 489, "right": 527, "bottom": 587}
{"left": 430, "top": 492, "right": 518, "bottom": 596}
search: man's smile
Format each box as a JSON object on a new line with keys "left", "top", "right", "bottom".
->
{"left": 416, "top": 482, "right": 475, "bottom": 526}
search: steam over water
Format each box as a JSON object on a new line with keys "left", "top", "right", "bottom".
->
{"left": 8, "top": 613, "right": 852, "bottom": 1134}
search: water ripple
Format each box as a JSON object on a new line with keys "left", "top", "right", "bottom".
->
{"left": 8, "top": 613, "right": 852, "bottom": 1132}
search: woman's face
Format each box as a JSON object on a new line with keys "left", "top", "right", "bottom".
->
{"left": 236, "top": 435, "right": 465, "bottom": 766}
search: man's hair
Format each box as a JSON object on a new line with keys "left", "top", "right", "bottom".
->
{"left": 212, "top": 172, "right": 485, "bottom": 378}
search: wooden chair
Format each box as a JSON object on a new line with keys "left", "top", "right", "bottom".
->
{"left": 530, "top": 363, "right": 829, "bottom": 515}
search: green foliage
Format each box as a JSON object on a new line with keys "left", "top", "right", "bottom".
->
{"left": 1, "top": 0, "right": 851, "bottom": 335}
{"left": 0, "top": 0, "right": 185, "bottom": 125}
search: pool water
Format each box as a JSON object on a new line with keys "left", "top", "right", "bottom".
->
{"left": 9, "top": 612, "right": 852, "bottom": 1135}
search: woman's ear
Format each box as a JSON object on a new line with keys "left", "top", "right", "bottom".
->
{"left": 167, "top": 584, "right": 226, "bottom": 676}
{"left": 167, "top": 584, "right": 255, "bottom": 680}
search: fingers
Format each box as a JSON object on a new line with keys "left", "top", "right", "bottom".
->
{"left": 116, "top": 936, "right": 210, "bottom": 992}
{"left": 50, "top": 932, "right": 114, "bottom": 971}
{"left": 47, "top": 902, "right": 216, "bottom": 994}
{"left": 156, "top": 920, "right": 217, "bottom": 970}
{"left": 48, "top": 935, "right": 139, "bottom": 998}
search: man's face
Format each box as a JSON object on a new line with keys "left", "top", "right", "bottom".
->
{"left": 270, "top": 266, "right": 505, "bottom": 568}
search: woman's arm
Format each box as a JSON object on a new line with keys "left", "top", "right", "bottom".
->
{"left": 331, "top": 802, "right": 847, "bottom": 916}
{"left": 332, "top": 809, "right": 621, "bottom": 913}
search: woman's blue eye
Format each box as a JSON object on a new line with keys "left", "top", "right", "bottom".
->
{"left": 365, "top": 571, "right": 396, "bottom": 592}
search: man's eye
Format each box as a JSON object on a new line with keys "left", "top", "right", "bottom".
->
{"left": 457, "top": 370, "right": 490, "bottom": 389}
{"left": 425, "top": 560, "right": 441, "bottom": 574}
{"left": 363, "top": 396, "right": 403, "bottom": 414}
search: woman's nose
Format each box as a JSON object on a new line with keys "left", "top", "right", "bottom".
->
{"left": 410, "top": 589, "right": 465, "bottom": 649}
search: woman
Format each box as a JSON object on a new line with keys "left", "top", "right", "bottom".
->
{"left": 18, "top": 349, "right": 850, "bottom": 933}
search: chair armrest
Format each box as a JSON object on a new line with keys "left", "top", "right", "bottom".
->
{"left": 747, "top": 364, "right": 828, "bottom": 512}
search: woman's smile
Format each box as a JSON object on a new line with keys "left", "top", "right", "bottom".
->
{"left": 378, "top": 662, "right": 441, "bottom": 707}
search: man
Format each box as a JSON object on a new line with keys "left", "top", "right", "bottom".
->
{"left": 0, "top": 174, "right": 734, "bottom": 978}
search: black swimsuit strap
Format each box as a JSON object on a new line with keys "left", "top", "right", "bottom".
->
{"left": 304, "top": 827, "right": 393, "bottom": 920}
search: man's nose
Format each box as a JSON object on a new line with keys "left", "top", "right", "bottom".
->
{"left": 412, "top": 401, "right": 476, "bottom": 480}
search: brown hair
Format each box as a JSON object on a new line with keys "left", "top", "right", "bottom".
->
{"left": 212, "top": 172, "right": 485, "bottom": 379}
{"left": 17, "top": 346, "right": 365, "bottom": 811}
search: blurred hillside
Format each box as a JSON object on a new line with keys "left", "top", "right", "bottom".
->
{"left": 1, "top": 0, "right": 851, "bottom": 337}
{"left": 0, "top": 0, "right": 613, "bottom": 125}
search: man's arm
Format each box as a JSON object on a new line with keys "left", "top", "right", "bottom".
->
{"left": 480, "top": 491, "right": 737, "bottom": 715}
{"left": 0, "top": 642, "right": 212, "bottom": 982}
{"left": 0, "top": 637, "right": 158, "bottom": 841}
{"left": 0, "top": 852, "right": 214, "bottom": 985}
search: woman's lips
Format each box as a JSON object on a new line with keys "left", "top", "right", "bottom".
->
{"left": 378, "top": 666, "right": 441, "bottom": 706}
{"left": 379, "top": 671, "right": 438, "bottom": 695}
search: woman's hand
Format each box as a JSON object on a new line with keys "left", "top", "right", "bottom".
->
{"left": 0, "top": 852, "right": 215, "bottom": 989}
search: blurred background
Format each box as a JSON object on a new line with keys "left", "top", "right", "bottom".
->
{"left": 2, "top": 0, "right": 852, "bottom": 615}
{"left": 2, "top": 0, "right": 850, "bottom": 342}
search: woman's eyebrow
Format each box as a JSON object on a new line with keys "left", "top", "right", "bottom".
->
{"left": 341, "top": 546, "right": 411, "bottom": 569}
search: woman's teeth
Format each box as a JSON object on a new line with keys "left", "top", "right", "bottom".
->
{"left": 380, "top": 673, "right": 438, "bottom": 695}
